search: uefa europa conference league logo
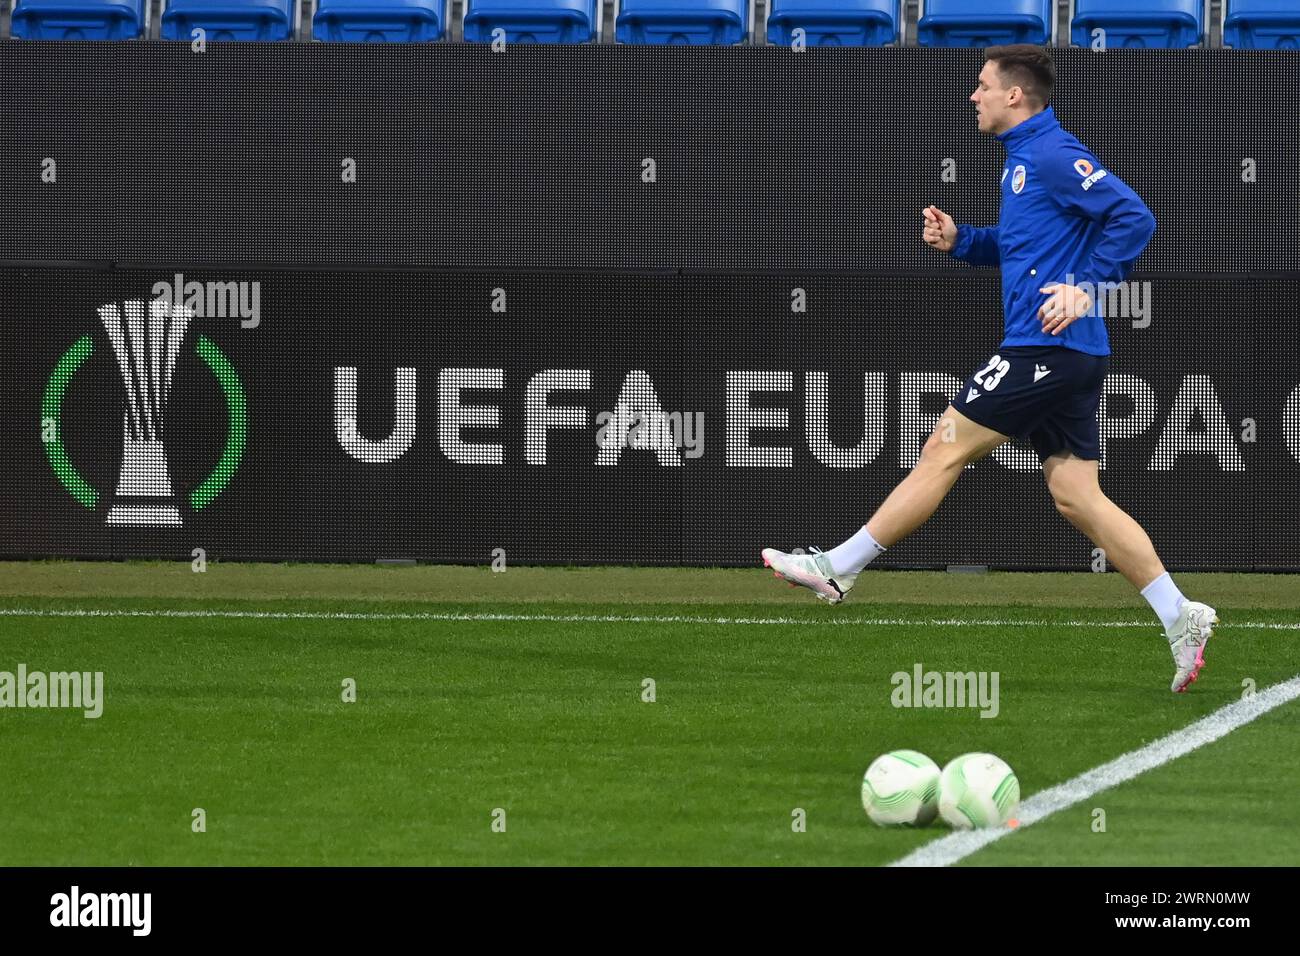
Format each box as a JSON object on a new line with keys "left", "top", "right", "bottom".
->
{"left": 42, "top": 299, "right": 246, "bottom": 526}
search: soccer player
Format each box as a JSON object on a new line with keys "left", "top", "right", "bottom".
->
{"left": 761, "top": 45, "right": 1217, "bottom": 693}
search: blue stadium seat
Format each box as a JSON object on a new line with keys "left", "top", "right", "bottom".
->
{"left": 1071, "top": 0, "right": 1203, "bottom": 49}
{"left": 464, "top": 0, "right": 599, "bottom": 43}
{"left": 916, "top": 0, "right": 1052, "bottom": 46}
{"left": 314, "top": 1, "right": 447, "bottom": 42}
{"left": 161, "top": 0, "right": 296, "bottom": 42}
{"left": 616, "top": 0, "right": 750, "bottom": 45}
{"left": 1224, "top": 0, "right": 1300, "bottom": 49}
{"left": 767, "top": 0, "right": 900, "bottom": 46}
{"left": 11, "top": 0, "right": 146, "bottom": 39}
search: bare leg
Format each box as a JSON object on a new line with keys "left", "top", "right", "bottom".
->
{"left": 1042, "top": 451, "right": 1165, "bottom": 589}
{"left": 865, "top": 406, "right": 1008, "bottom": 546}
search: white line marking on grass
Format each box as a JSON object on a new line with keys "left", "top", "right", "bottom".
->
{"left": 0, "top": 607, "right": 1298, "bottom": 630}
{"left": 889, "top": 673, "right": 1300, "bottom": 868}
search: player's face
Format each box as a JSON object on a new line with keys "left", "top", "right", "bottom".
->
{"left": 971, "top": 62, "right": 1013, "bottom": 135}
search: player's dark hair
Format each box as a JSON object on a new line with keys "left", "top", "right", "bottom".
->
{"left": 984, "top": 44, "right": 1055, "bottom": 109}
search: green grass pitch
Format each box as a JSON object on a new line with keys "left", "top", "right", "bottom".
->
{"left": 0, "top": 562, "right": 1297, "bottom": 866}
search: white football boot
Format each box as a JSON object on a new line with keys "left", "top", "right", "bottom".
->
{"left": 760, "top": 547, "right": 857, "bottom": 604}
{"left": 1166, "top": 600, "right": 1219, "bottom": 693}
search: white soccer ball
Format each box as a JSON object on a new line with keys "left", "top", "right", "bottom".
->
{"left": 861, "top": 750, "right": 941, "bottom": 827}
{"left": 938, "top": 752, "right": 1020, "bottom": 829}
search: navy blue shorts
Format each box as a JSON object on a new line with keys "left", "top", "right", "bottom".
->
{"left": 953, "top": 346, "right": 1109, "bottom": 462}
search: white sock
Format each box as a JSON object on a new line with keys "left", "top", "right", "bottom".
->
{"left": 1140, "top": 572, "right": 1186, "bottom": 635}
{"left": 825, "top": 526, "right": 887, "bottom": 576}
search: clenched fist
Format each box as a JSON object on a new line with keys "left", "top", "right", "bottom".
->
{"left": 922, "top": 205, "right": 957, "bottom": 253}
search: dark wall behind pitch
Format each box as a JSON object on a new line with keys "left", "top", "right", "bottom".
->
{"left": 0, "top": 43, "right": 1296, "bottom": 273}
{"left": 2, "top": 45, "right": 1296, "bottom": 568}
{"left": 3, "top": 267, "right": 1296, "bottom": 570}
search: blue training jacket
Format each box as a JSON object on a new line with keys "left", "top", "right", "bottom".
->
{"left": 949, "top": 105, "right": 1156, "bottom": 357}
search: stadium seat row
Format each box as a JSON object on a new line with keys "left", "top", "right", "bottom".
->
{"left": 6, "top": 1, "right": 1300, "bottom": 48}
